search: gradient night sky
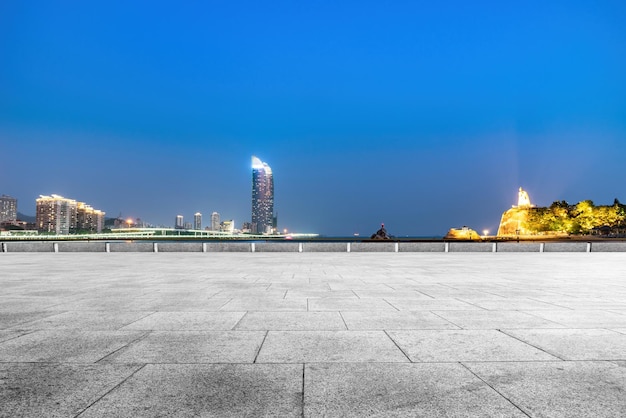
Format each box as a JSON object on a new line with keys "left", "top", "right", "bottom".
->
{"left": 1, "top": 1, "right": 625, "bottom": 236}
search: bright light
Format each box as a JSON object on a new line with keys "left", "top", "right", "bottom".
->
{"left": 251, "top": 156, "right": 264, "bottom": 169}
{"left": 283, "top": 228, "right": 288, "bottom": 234}
{"left": 127, "top": 219, "right": 133, "bottom": 228}
{"left": 483, "top": 229, "right": 489, "bottom": 236}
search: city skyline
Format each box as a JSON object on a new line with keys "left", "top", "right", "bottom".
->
{"left": 1, "top": 2, "right": 625, "bottom": 236}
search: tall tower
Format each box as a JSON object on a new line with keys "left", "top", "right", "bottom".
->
{"left": 36, "top": 195, "right": 77, "bottom": 234}
{"left": 251, "top": 156, "right": 275, "bottom": 234}
{"left": 0, "top": 195, "right": 17, "bottom": 222}
{"left": 175, "top": 215, "right": 184, "bottom": 229}
{"left": 194, "top": 212, "right": 202, "bottom": 230}
{"left": 211, "top": 212, "right": 220, "bottom": 231}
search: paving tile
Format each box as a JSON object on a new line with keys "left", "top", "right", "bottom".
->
{"left": 141, "top": 298, "right": 233, "bottom": 311}
{"left": 0, "top": 310, "right": 61, "bottom": 329}
{"left": 388, "top": 330, "right": 559, "bottom": 362}
{"left": 121, "top": 311, "right": 245, "bottom": 330}
{"left": 0, "top": 329, "right": 30, "bottom": 343}
{"left": 433, "top": 310, "right": 565, "bottom": 329}
{"left": 284, "top": 290, "right": 357, "bottom": 299}
{"left": 80, "top": 364, "right": 302, "bottom": 417}
{"left": 466, "top": 361, "right": 626, "bottom": 418}
{"left": 11, "top": 310, "right": 153, "bottom": 330}
{"left": 341, "top": 311, "right": 460, "bottom": 330}
{"left": 308, "top": 298, "right": 397, "bottom": 311}
{"left": 384, "top": 298, "right": 480, "bottom": 311}
{"left": 256, "top": 330, "right": 409, "bottom": 363}
{"left": 0, "top": 363, "right": 143, "bottom": 418}
{"left": 0, "top": 330, "right": 146, "bottom": 363}
{"left": 305, "top": 363, "right": 527, "bottom": 417}
{"left": 235, "top": 312, "right": 346, "bottom": 330}
{"left": 460, "top": 298, "right": 571, "bottom": 310}
{"left": 220, "top": 297, "right": 307, "bottom": 311}
{"left": 503, "top": 328, "right": 626, "bottom": 360}
{"left": 103, "top": 331, "right": 266, "bottom": 363}
{"left": 524, "top": 309, "right": 626, "bottom": 328}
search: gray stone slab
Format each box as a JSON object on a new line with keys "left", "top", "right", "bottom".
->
{"left": 0, "top": 329, "right": 30, "bottom": 343}
{"left": 448, "top": 242, "right": 494, "bottom": 252}
{"left": 220, "top": 297, "right": 307, "bottom": 312}
{"left": 204, "top": 242, "right": 251, "bottom": 252}
{"left": 524, "top": 309, "right": 626, "bottom": 328}
{"left": 140, "top": 298, "right": 233, "bottom": 312}
{"left": 388, "top": 329, "right": 559, "bottom": 362}
{"left": 341, "top": 311, "right": 459, "bottom": 330}
{"left": 157, "top": 242, "right": 203, "bottom": 252}
{"left": 466, "top": 361, "right": 626, "bottom": 418}
{"left": 302, "top": 242, "right": 349, "bottom": 252}
{"left": 0, "top": 363, "right": 143, "bottom": 418}
{"left": 256, "top": 331, "right": 409, "bottom": 363}
{"left": 305, "top": 363, "right": 527, "bottom": 417}
{"left": 459, "top": 298, "right": 570, "bottom": 310}
{"left": 433, "top": 310, "right": 565, "bottom": 329}
{"left": 235, "top": 311, "right": 347, "bottom": 330}
{"left": 350, "top": 242, "right": 396, "bottom": 252}
{"left": 543, "top": 242, "right": 590, "bottom": 252}
{"left": 80, "top": 364, "right": 302, "bottom": 417}
{"left": 0, "top": 330, "right": 146, "bottom": 362}
{"left": 121, "top": 311, "right": 245, "bottom": 330}
{"left": 495, "top": 242, "right": 541, "bottom": 252}
{"left": 503, "top": 328, "right": 626, "bottom": 360}
{"left": 589, "top": 242, "right": 626, "bottom": 252}
{"left": 3, "top": 242, "right": 55, "bottom": 252}
{"left": 10, "top": 311, "right": 153, "bottom": 330}
{"left": 284, "top": 290, "right": 357, "bottom": 299}
{"left": 0, "top": 310, "right": 61, "bottom": 329}
{"left": 57, "top": 242, "right": 106, "bottom": 252}
{"left": 384, "top": 298, "right": 480, "bottom": 311}
{"left": 109, "top": 242, "right": 155, "bottom": 252}
{"left": 255, "top": 242, "right": 300, "bottom": 252}
{"left": 103, "top": 331, "right": 266, "bottom": 363}
{"left": 308, "top": 297, "right": 397, "bottom": 311}
{"left": 399, "top": 242, "right": 446, "bottom": 252}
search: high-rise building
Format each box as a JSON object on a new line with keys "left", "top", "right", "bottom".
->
{"left": 194, "top": 212, "right": 202, "bottom": 230}
{"left": 211, "top": 212, "right": 220, "bottom": 231}
{"left": 175, "top": 215, "right": 184, "bottom": 229}
{"left": 76, "top": 202, "right": 106, "bottom": 233}
{"left": 36, "top": 195, "right": 77, "bottom": 234}
{"left": 251, "top": 156, "right": 275, "bottom": 234}
{"left": 0, "top": 195, "right": 17, "bottom": 222}
{"left": 220, "top": 219, "right": 235, "bottom": 233}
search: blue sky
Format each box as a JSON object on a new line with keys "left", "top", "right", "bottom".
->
{"left": 1, "top": 1, "right": 625, "bottom": 236}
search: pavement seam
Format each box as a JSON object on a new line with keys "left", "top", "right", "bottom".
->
{"left": 383, "top": 330, "right": 413, "bottom": 362}
{"left": 231, "top": 312, "right": 249, "bottom": 330}
{"left": 338, "top": 312, "right": 349, "bottom": 330}
{"left": 429, "top": 311, "right": 464, "bottom": 329}
{"left": 459, "top": 362, "right": 532, "bottom": 417}
{"left": 301, "top": 363, "right": 306, "bottom": 418}
{"left": 117, "top": 311, "right": 157, "bottom": 330}
{"left": 95, "top": 331, "right": 152, "bottom": 363}
{"left": 73, "top": 363, "right": 148, "bottom": 417}
{"left": 253, "top": 330, "right": 269, "bottom": 363}
{"left": 382, "top": 299, "right": 400, "bottom": 311}
{"left": 497, "top": 329, "right": 566, "bottom": 361}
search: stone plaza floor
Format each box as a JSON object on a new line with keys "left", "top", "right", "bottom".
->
{"left": 1, "top": 252, "right": 626, "bottom": 417}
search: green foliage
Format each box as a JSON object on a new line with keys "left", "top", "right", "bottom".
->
{"left": 524, "top": 199, "right": 626, "bottom": 234}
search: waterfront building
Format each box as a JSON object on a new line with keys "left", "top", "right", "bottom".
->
{"left": 175, "top": 215, "right": 184, "bottom": 229}
{"left": 220, "top": 219, "right": 235, "bottom": 233}
{"left": 76, "top": 202, "right": 105, "bottom": 233}
{"left": 36, "top": 195, "right": 77, "bottom": 234}
{"left": 194, "top": 212, "right": 202, "bottom": 230}
{"left": 251, "top": 156, "right": 275, "bottom": 234}
{"left": 184, "top": 221, "right": 192, "bottom": 230}
{"left": 0, "top": 195, "right": 17, "bottom": 222}
{"left": 211, "top": 212, "right": 220, "bottom": 231}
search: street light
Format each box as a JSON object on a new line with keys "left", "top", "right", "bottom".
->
{"left": 482, "top": 229, "right": 489, "bottom": 237}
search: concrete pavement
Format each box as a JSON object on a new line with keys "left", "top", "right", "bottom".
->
{"left": 1, "top": 252, "right": 625, "bottom": 417}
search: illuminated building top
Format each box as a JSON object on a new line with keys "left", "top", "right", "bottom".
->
{"left": 516, "top": 187, "right": 534, "bottom": 208}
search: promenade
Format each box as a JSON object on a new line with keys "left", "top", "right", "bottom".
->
{"left": 1, "top": 252, "right": 626, "bottom": 417}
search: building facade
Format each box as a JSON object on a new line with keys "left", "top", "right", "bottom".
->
{"left": 36, "top": 195, "right": 105, "bottom": 234}
{"left": 76, "top": 202, "right": 105, "bottom": 233}
{"left": 175, "top": 215, "right": 184, "bottom": 229}
{"left": 194, "top": 212, "right": 202, "bottom": 230}
{"left": 0, "top": 195, "right": 17, "bottom": 222}
{"left": 211, "top": 212, "right": 220, "bottom": 231}
{"left": 251, "top": 156, "right": 275, "bottom": 234}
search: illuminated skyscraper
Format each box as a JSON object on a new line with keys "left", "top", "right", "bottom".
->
{"left": 0, "top": 195, "right": 17, "bottom": 222}
{"left": 251, "top": 156, "right": 275, "bottom": 234}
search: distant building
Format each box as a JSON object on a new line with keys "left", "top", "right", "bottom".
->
{"left": 76, "top": 202, "right": 105, "bottom": 233}
{"left": 0, "top": 195, "right": 17, "bottom": 222}
{"left": 251, "top": 156, "right": 275, "bottom": 234}
{"left": 211, "top": 212, "right": 220, "bottom": 231}
{"left": 184, "top": 221, "right": 193, "bottom": 230}
{"left": 175, "top": 215, "right": 184, "bottom": 229}
{"left": 36, "top": 195, "right": 77, "bottom": 234}
{"left": 194, "top": 212, "right": 202, "bottom": 230}
{"left": 220, "top": 220, "right": 235, "bottom": 234}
